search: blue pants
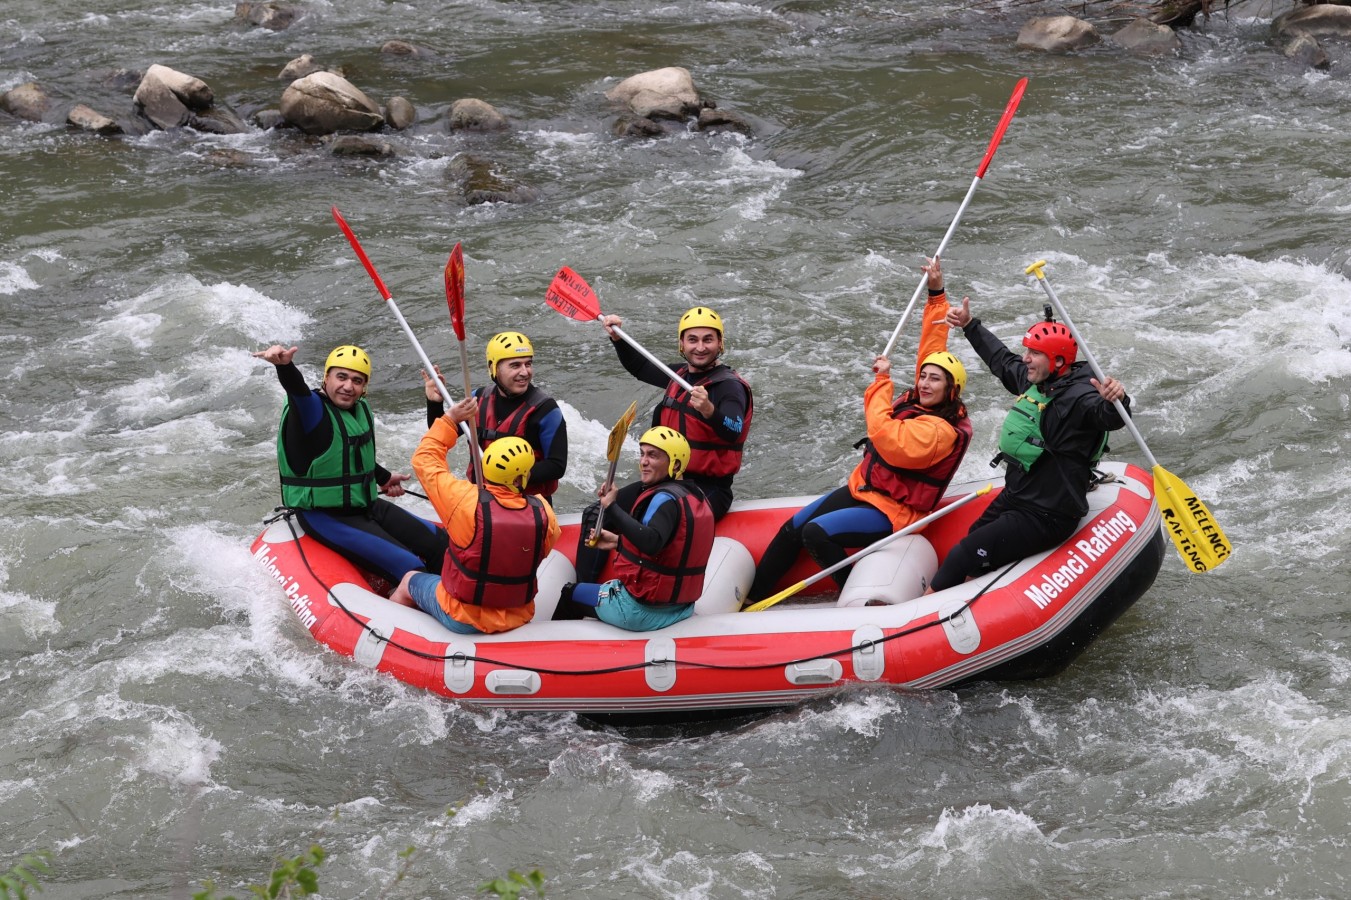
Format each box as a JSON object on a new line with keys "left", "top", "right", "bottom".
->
{"left": 748, "top": 486, "right": 891, "bottom": 600}
{"left": 298, "top": 499, "right": 448, "bottom": 585}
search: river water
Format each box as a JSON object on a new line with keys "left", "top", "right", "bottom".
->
{"left": 3, "top": 0, "right": 1350, "bottom": 897}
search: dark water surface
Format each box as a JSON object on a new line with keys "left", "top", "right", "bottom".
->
{"left": 3, "top": 1, "right": 1351, "bottom": 897}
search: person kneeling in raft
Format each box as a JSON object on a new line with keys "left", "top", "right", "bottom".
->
{"left": 390, "top": 396, "right": 561, "bottom": 635}
{"left": 554, "top": 427, "right": 715, "bottom": 632}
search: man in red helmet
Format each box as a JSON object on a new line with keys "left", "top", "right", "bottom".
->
{"left": 927, "top": 298, "right": 1130, "bottom": 592}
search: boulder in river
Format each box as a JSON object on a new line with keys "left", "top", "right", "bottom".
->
{"left": 1016, "top": 16, "right": 1101, "bottom": 53}
{"left": 279, "top": 71, "right": 384, "bottom": 135}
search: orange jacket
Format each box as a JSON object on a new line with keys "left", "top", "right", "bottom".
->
{"left": 412, "top": 417, "right": 561, "bottom": 633}
{"left": 847, "top": 291, "right": 963, "bottom": 531}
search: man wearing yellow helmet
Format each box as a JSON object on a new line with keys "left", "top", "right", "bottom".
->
{"left": 390, "top": 396, "right": 561, "bottom": 634}
{"left": 600, "top": 305, "right": 752, "bottom": 519}
{"left": 425, "top": 331, "right": 568, "bottom": 502}
{"left": 254, "top": 343, "right": 449, "bottom": 585}
{"left": 748, "top": 257, "right": 974, "bottom": 603}
{"left": 553, "top": 427, "right": 715, "bottom": 631}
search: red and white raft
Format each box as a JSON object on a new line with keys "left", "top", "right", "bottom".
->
{"left": 251, "top": 461, "right": 1164, "bottom": 720}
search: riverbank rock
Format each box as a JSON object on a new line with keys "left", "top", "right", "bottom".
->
{"left": 605, "top": 67, "right": 702, "bottom": 120}
{"left": 1281, "top": 30, "right": 1331, "bottom": 68}
{"left": 133, "top": 64, "right": 248, "bottom": 134}
{"left": 0, "top": 82, "right": 54, "bottom": 122}
{"left": 1017, "top": 16, "right": 1101, "bottom": 52}
{"left": 448, "top": 98, "right": 509, "bottom": 132}
{"left": 280, "top": 72, "right": 384, "bottom": 134}
{"left": 385, "top": 96, "right": 416, "bottom": 130}
{"left": 1110, "top": 18, "right": 1181, "bottom": 55}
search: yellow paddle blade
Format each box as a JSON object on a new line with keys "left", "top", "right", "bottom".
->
{"left": 1154, "top": 464, "right": 1232, "bottom": 572}
{"left": 742, "top": 580, "right": 807, "bottom": 613}
{"left": 605, "top": 401, "right": 639, "bottom": 462}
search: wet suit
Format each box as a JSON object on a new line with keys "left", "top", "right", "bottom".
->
{"left": 274, "top": 361, "right": 447, "bottom": 583}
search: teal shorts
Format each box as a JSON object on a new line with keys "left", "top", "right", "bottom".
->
{"left": 594, "top": 580, "right": 695, "bottom": 632}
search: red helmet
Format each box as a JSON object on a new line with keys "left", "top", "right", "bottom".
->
{"left": 1023, "top": 321, "right": 1076, "bottom": 374}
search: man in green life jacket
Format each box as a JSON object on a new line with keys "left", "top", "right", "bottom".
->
{"left": 928, "top": 298, "right": 1130, "bottom": 592}
{"left": 254, "top": 343, "right": 448, "bottom": 585}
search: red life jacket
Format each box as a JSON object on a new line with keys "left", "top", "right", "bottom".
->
{"left": 441, "top": 489, "right": 549, "bottom": 610}
{"left": 612, "top": 481, "right": 715, "bottom": 605}
{"left": 857, "top": 399, "right": 973, "bottom": 513}
{"left": 469, "top": 385, "right": 559, "bottom": 499}
{"left": 656, "top": 366, "right": 753, "bottom": 478}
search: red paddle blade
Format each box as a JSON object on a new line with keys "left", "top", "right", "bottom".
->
{"left": 445, "top": 243, "right": 466, "bottom": 341}
{"left": 330, "top": 206, "right": 392, "bottom": 301}
{"left": 975, "top": 77, "right": 1028, "bottom": 179}
{"left": 544, "top": 266, "right": 601, "bottom": 322}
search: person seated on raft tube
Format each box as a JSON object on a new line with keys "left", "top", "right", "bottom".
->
{"left": 390, "top": 396, "right": 561, "bottom": 634}
{"left": 254, "top": 343, "right": 449, "bottom": 585}
{"left": 425, "top": 331, "right": 568, "bottom": 503}
{"left": 600, "top": 305, "right": 752, "bottom": 520}
{"left": 553, "top": 427, "right": 716, "bottom": 632}
{"left": 926, "top": 296, "right": 1130, "bottom": 593}
{"left": 747, "top": 257, "right": 972, "bottom": 604}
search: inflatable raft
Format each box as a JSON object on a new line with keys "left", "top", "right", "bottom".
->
{"left": 251, "top": 461, "right": 1164, "bottom": 720}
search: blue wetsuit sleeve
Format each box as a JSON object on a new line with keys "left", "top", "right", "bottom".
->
{"left": 528, "top": 405, "right": 568, "bottom": 483}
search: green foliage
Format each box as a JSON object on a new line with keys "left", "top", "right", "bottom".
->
{"left": 478, "top": 869, "right": 546, "bottom": 899}
{"left": 0, "top": 851, "right": 53, "bottom": 900}
{"left": 193, "top": 844, "right": 326, "bottom": 900}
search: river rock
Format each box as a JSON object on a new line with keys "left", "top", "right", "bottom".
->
{"left": 605, "top": 66, "right": 701, "bottom": 119}
{"left": 1273, "top": 4, "right": 1351, "bottom": 40}
{"left": 381, "top": 40, "right": 434, "bottom": 59}
{"left": 1016, "top": 16, "right": 1101, "bottom": 52}
{"left": 234, "top": 1, "right": 300, "bottom": 31}
{"left": 448, "top": 98, "right": 509, "bottom": 132}
{"left": 67, "top": 104, "right": 123, "bottom": 135}
{"left": 326, "top": 135, "right": 397, "bottom": 158}
{"left": 279, "top": 72, "right": 384, "bottom": 135}
{"left": 384, "top": 96, "right": 416, "bottom": 130}
{"left": 697, "top": 106, "right": 754, "bottom": 137}
{"left": 612, "top": 113, "right": 671, "bottom": 138}
{"left": 279, "top": 54, "right": 324, "bottom": 80}
{"left": 1281, "top": 31, "right": 1330, "bottom": 69}
{"left": 132, "top": 64, "right": 248, "bottom": 133}
{"left": 448, "top": 154, "right": 538, "bottom": 204}
{"left": 1111, "top": 18, "right": 1181, "bottom": 55}
{"left": 0, "top": 82, "right": 54, "bottom": 122}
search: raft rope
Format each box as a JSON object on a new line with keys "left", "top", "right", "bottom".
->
{"left": 269, "top": 508, "right": 1021, "bottom": 678}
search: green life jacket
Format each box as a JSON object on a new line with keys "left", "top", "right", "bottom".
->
{"left": 996, "top": 385, "right": 1107, "bottom": 472}
{"left": 277, "top": 395, "right": 378, "bottom": 511}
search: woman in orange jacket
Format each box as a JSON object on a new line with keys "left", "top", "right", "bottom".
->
{"left": 747, "top": 257, "right": 973, "bottom": 603}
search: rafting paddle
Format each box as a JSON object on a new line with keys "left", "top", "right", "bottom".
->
{"left": 443, "top": 242, "right": 485, "bottom": 486}
{"left": 880, "top": 77, "right": 1028, "bottom": 359}
{"left": 744, "top": 485, "right": 993, "bottom": 612}
{"left": 1024, "top": 260, "right": 1232, "bottom": 573}
{"left": 586, "top": 400, "right": 640, "bottom": 547}
{"left": 545, "top": 266, "right": 696, "bottom": 392}
{"left": 331, "top": 206, "right": 483, "bottom": 476}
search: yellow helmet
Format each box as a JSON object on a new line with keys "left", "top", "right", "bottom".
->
{"left": 639, "top": 426, "right": 691, "bottom": 480}
{"left": 481, "top": 437, "right": 534, "bottom": 490}
{"left": 678, "top": 306, "right": 723, "bottom": 341}
{"left": 324, "top": 345, "right": 371, "bottom": 379}
{"left": 920, "top": 350, "right": 966, "bottom": 397}
{"left": 486, "top": 331, "right": 534, "bottom": 378}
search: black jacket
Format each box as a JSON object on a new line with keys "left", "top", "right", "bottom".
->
{"left": 962, "top": 318, "right": 1131, "bottom": 519}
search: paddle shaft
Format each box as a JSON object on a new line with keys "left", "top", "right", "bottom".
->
{"left": 880, "top": 77, "right": 1028, "bottom": 359}
{"left": 744, "top": 485, "right": 991, "bottom": 612}
{"left": 607, "top": 319, "right": 696, "bottom": 392}
{"left": 331, "top": 207, "right": 483, "bottom": 476}
{"left": 1025, "top": 263, "right": 1157, "bottom": 468}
